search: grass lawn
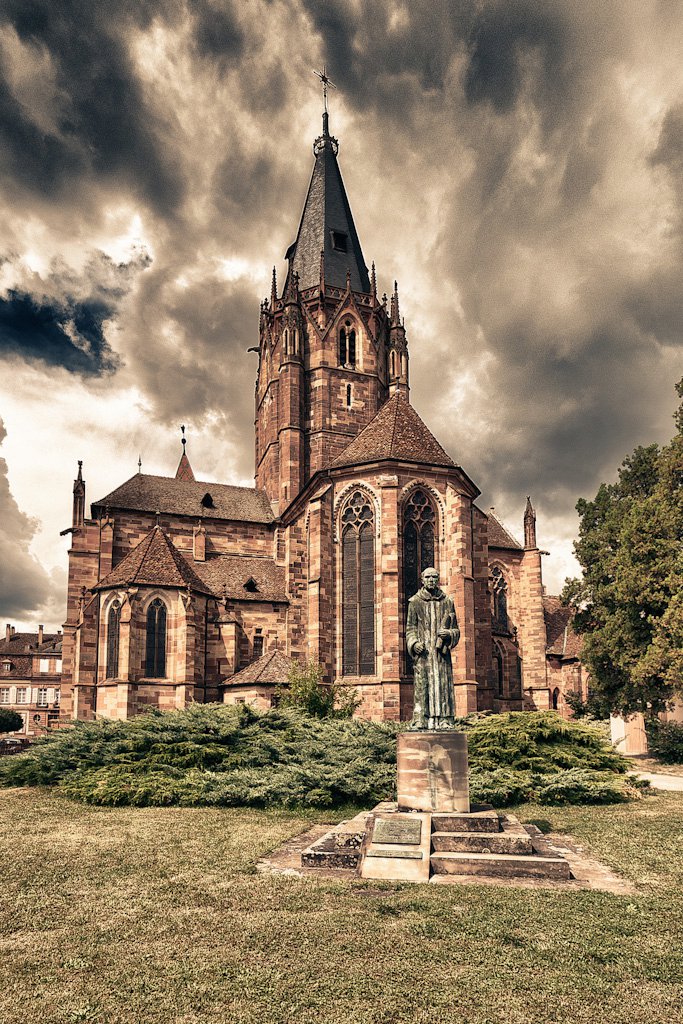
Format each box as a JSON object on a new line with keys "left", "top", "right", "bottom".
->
{"left": 2, "top": 789, "right": 683, "bottom": 1024}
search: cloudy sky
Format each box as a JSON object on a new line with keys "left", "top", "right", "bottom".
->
{"left": 1, "top": 0, "right": 682, "bottom": 631}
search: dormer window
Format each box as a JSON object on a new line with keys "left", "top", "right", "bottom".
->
{"left": 2, "top": 661, "right": 12, "bottom": 672}
{"left": 331, "top": 230, "right": 348, "bottom": 252}
{"left": 201, "top": 492, "right": 214, "bottom": 509}
{"left": 244, "top": 578, "right": 258, "bottom": 593}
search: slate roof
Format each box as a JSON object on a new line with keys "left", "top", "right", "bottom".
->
{"left": 223, "top": 649, "right": 293, "bottom": 687}
{"left": 330, "top": 394, "right": 456, "bottom": 470}
{"left": 94, "top": 528, "right": 213, "bottom": 595}
{"left": 194, "top": 556, "right": 288, "bottom": 603}
{"left": 285, "top": 116, "right": 370, "bottom": 293}
{"left": 543, "top": 596, "right": 583, "bottom": 660}
{"left": 92, "top": 474, "right": 274, "bottom": 524}
{"left": 487, "top": 511, "right": 523, "bottom": 550}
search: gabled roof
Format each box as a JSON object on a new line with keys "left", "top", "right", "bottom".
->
{"left": 92, "top": 474, "right": 274, "bottom": 524}
{"left": 223, "top": 649, "right": 293, "bottom": 687}
{"left": 194, "top": 556, "right": 288, "bottom": 604}
{"left": 330, "top": 394, "right": 456, "bottom": 470}
{"left": 285, "top": 116, "right": 370, "bottom": 293}
{"left": 544, "top": 596, "right": 583, "bottom": 660}
{"left": 487, "top": 511, "right": 523, "bottom": 550}
{"left": 94, "top": 527, "right": 213, "bottom": 595}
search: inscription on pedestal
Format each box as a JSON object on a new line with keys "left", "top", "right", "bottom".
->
{"left": 372, "top": 818, "right": 422, "bottom": 845}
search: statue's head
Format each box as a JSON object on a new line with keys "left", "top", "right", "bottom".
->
{"left": 421, "top": 567, "right": 440, "bottom": 592}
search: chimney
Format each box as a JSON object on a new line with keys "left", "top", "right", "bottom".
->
{"left": 38, "top": 624, "right": 44, "bottom": 645}
{"left": 11, "top": 626, "right": 15, "bottom": 637}
{"left": 5, "top": 624, "right": 10, "bottom": 642}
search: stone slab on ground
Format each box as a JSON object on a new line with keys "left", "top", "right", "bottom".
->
{"left": 360, "top": 811, "right": 432, "bottom": 883}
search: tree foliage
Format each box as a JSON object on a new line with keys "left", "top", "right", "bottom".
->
{"left": 0, "top": 709, "right": 23, "bottom": 733}
{"left": 563, "top": 380, "right": 683, "bottom": 716}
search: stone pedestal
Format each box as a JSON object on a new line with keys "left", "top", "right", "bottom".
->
{"left": 397, "top": 731, "right": 470, "bottom": 813}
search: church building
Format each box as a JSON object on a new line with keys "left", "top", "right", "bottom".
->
{"left": 58, "top": 110, "right": 586, "bottom": 726}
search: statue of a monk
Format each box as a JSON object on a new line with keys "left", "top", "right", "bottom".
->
{"left": 406, "top": 567, "right": 460, "bottom": 730}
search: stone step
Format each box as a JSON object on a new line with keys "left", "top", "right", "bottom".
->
{"left": 430, "top": 851, "right": 572, "bottom": 880}
{"left": 431, "top": 811, "right": 500, "bottom": 834}
{"left": 431, "top": 831, "right": 533, "bottom": 855}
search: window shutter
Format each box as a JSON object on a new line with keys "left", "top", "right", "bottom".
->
{"left": 358, "top": 524, "right": 375, "bottom": 674}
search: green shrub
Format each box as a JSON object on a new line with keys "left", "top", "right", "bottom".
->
{"left": 0, "top": 706, "right": 638, "bottom": 809}
{"left": 277, "top": 661, "right": 360, "bottom": 718}
{"left": 0, "top": 709, "right": 23, "bottom": 734}
{"left": 645, "top": 720, "right": 683, "bottom": 763}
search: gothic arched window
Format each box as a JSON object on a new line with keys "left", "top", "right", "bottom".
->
{"left": 106, "top": 601, "right": 121, "bottom": 680}
{"left": 493, "top": 642, "right": 504, "bottom": 698}
{"left": 341, "top": 491, "right": 375, "bottom": 675}
{"left": 339, "top": 327, "right": 347, "bottom": 366}
{"left": 145, "top": 598, "right": 167, "bottom": 678}
{"left": 403, "top": 490, "right": 436, "bottom": 606}
{"left": 552, "top": 687, "right": 560, "bottom": 711}
{"left": 490, "top": 566, "right": 508, "bottom": 631}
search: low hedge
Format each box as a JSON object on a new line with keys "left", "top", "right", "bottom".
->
{"left": 0, "top": 706, "right": 642, "bottom": 808}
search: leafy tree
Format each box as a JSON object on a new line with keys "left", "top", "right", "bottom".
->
{"left": 0, "top": 709, "right": 23, "bottom": 733}
{"left": 277, "top": 661, "right": 360, "bottom": 718}
{"left": 563, "top": 380, "right": 683, "bottom": 716}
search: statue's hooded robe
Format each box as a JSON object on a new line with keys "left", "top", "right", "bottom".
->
{"left": 406, "top": 586, "right": 460, "bottom": 730}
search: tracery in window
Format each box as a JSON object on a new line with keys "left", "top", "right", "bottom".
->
{"left": 145, "top": 598, "right": 167, "bottom": 678}
{"left": 341, "top": 491, "right": 375, "bottom": 675}
{"left": 106, "top": 600, "right": 121, "bottom": 680}
{"left": 403, "top": 490, "right": 436, "bottom": 607}
{"left": 490, "top": 566, "right": 508, "bottom": 631}
{"left": 339, "top": 321, "right": 356, "bottom": 367}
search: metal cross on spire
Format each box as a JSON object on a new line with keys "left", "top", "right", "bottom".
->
{"left": 181, "top": 424, "right": 186, "bottom": 449}
{"left": 313, "top": 65, "right": 336, "bottom": 113}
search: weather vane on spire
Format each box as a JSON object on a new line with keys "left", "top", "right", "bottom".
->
{"left": 181, "top": 424, "right": 186, "bottom": 449}
{"left": 313, "top": 65, "right": 336, "bottom": 113}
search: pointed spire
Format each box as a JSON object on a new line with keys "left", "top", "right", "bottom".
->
{"left": 270, "top": 266, "right": 277, "bottom": 308}
{"left": 175, "top": 425, "right": 196, "bottom": 482}
{"left": 72, "top": 460, "right": 85, "bottom": 528}
{"left": 137, "top": 454, "right": 142, "bottom": 474}
{"left": 390, "top": 280, "right": 400, "bottom": 326}
{"left": 370, "top": 261, "right": 377, "bottom": 301}
{"left": 284, "top": 92, "right": 370, "bottom": 293}
{"left": 524, "top": 496, "right": 537, "bottom": 549}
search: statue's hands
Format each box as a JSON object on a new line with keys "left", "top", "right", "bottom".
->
{"left": 412, "top": 641, "right": 426, "bottom": 656}
{"left": 437, "top": 629, "right": 451, "bottom": 642}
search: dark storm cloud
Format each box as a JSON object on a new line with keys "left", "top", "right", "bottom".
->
{"left": 0, "top": 290, "right": 119, "bottom": 375}
{"left": 0, "top": 249, "right": 150, "bottom": 376}
{"left": 0, "top": 418, "right": 59, "bottom": 618}
{"left": 0, "top": 0, "right": 242, "bottom": 216}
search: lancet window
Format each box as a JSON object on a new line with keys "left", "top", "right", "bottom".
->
{"left": 490, "top": 566, "right": 508, "bottom": 631}
{"left": 339, "top": 321, "right": 356, "bottom": 367}
{"left": 145, "top": 598, "right": 167, "bottom": 678}
{"left": 106, "top": 601, "right": 121, "bottom": 680}
{"left": 493, "top": 642, "right": 504, "bottom": 698}
{"left": 403, "top": 489, "right": 436, "bottom": 606}
{"left": 341, "top": 490, "right": 375, "bottom": 676}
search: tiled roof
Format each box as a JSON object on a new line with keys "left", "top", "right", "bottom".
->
{"left": 487, "top": 511, "right": 523, "bottom": 550}
{"left": 194, "top": 556, "right": 288, "bottom": 603}
{"left": 94, "top": 528, "right": 213, "bottom": 595}
{"left": 330, "top": 394, "right": 456, "bottom": 470}
{"left": 0, "top": 633, "right": 61, "bottom": 655}
{"left": 544, "top": 596, "right": 583, "bottom": 660}
{"left": 224, "top": 649, "right": 293, "bottom": 687}
{"left": 92, "top": 474, "right": 274, "bottom": 524}
{"left": 175, "top": 451, "right": 195, "bottom": 482}
{"left": 0, "top": 655, "right": 32, "bottom": 677}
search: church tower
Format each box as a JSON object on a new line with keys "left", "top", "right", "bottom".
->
{"left": 255, "top": 109, "right": 409, "bottom": 512}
